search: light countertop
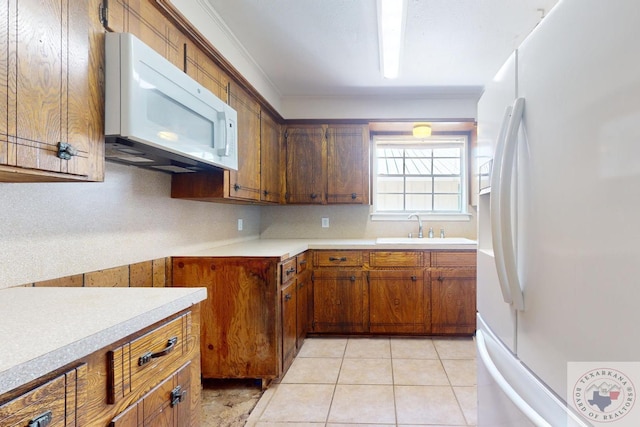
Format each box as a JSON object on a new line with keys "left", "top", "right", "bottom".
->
{"left": 0, "top": 287, "right": 207, "bottom": 396}
{"left": 178, "top": 238, "right": 477, "bottom": 260}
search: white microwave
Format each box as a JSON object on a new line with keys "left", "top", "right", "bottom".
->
{"left": 104, "top": 32, "right": 238, "bottom": 173}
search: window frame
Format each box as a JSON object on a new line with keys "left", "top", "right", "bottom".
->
{"left": 370, "top": 134, "right": 472, "bottom": 222}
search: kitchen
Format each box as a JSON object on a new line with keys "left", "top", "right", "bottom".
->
{"left": 3, "top": 0, "right": 638, "bottom": 426}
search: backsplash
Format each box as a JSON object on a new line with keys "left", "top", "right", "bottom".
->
{"left": 0, "top": 162, "right": 260, "bottom": 289}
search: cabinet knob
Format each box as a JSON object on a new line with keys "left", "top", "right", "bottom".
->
{"left": 263, "top": 190, "right": 269, "bottom": 196}
{"left": 437, "top": 276, "right": 445, "bottom": 282}
{"left": 351, "top": 193, "right": 357, "bottom": 199}
{"left": 234, "top": 183, "right": 241, "bottom": 191}
{"left": 350, "top": 276, "right": 356, "bottom": 281}
{"left": 286, "top": 267, "right": 296, "bottom": 274}
{"left": 310, "top": 193, "right": 318, "bottom": 199}
{"left": 411, "top": 275, "right": 418, "bottom": 281}
{"left": 57, "top": 142, "right": 78, "bottom": 160}
{"left": 285, "top": 293, "right": 292, "bottom": 301}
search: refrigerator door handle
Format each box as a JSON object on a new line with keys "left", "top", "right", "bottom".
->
{"left": 490, "top": 105, "right": 514, "bottom": 304}
{"left": 476, "top": 329, "right": 552, "bottom": 427}
{"left": 499, "top": 97, "right": 525, "bottom": 311}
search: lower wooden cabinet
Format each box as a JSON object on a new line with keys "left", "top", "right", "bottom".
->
{"left": 296, "top": 269, "right": 312, "bottom": 350}
{"left": 369, "top": 269, "right": 429, "bottom": 334}
{"left": 0, "top": 307, "right": 201, "bottom": 427}
{"left": 281, "top": 280, "right": 297, "bottom": 373}
{"left": 110, "top": 362, "right": 192, "bottom": 427}
{"left": 312, "top": 269, "right": 367, "bottom": 333}
{"left": 0, "top": 365, "right": 85, "bottom": 427}
{"left": 431, "top": 268, "right": 477, "bottom": 334}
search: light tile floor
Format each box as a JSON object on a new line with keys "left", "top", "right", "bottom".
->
{"left": 246, "top": 336, "right": 477, "bottom": 427}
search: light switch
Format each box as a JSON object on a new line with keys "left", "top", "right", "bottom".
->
{"left": 322, "top": 217, "right": 329, "bottom": 228}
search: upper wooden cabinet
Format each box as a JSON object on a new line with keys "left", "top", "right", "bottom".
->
{"left": 184, "top": 40, "right": 229, "bottom": 102}
{"left": 104, "top": 0, "right": 186, "bottom": 70}
{"left": 260, "top": 110, "right": 283, "bottom": 203}
{"left": 228, "top": 83, "right": 261, "bottom": 201}
{"left": 0, "top": 0, "right": 104, "bottom": 182}
{"left": 285, "top": 124, "right": 370, "bottom": 205}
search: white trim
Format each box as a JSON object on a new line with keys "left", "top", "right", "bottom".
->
{"left": 370, "top": 212, "right": 472, "bottom": 222}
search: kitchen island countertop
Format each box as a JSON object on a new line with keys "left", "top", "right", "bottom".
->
{"left": 0, "top": 286, "right": 206, "bottom": 396}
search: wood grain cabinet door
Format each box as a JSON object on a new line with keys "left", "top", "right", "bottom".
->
{"left": 369, "top": 269, "right": 427, "bottom": 334}
{"left": 228, "top": 83, "right": 261, "bottom": 201}
{"left": 281, "top": 280, "right": 297, "bottom": 373}
{"left": 312, "top": 270, "right": 366, "bottom": 333}
{"left": 285, "top": 125, "right": 326, "bottom": 204}
{"left": 431, "top": 268, "right": 477, "bottom": 334}
{"left": 260, "top": 110, "right": 282, "bottom": 203}
{"left": 2, "top": 0, "right": 104, "bottom": 181}
{"left": 326, "top": 124, "right": 370, "bottom": 204}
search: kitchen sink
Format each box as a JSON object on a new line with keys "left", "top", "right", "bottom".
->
{"left": 375, "top": 237, "right": 477, "bottom": 245}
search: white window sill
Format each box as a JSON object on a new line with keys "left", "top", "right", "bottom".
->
{"left": 370, "top": 212, "right": 473, "bottom": 222}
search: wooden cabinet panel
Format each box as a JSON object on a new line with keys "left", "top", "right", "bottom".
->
{"left": 229, "top": 83, "right": 261, "bottom": 201}
{"left": 431, "top": 268, "right": 476, "bottom": 334}
{"left": 109, "top": 313, "right": 189, "bottom": 404}
{"left": 0, "top": 365, "right": 85, "bottom": 427}
{"left": 285, "top": 125, "right": 326, "bottom": 204}
{"left": 327, "top": 125, "right": 370, "bottom": 204}
{"left": 172, "top": 257, "right": 279, "bottom": 380}
{"left": 296, "top": 270, "right": 311, "bottom": 350}
{"left": 281, "top": 281, "right": 297, "bottom": 373}
{"left": 432, "top": 251, "right": 476, "bottom": 267}
{"left": 369, "top": 251, "right": 425, "bottom": 268}
{"left": 369, "top": 270, "right": 428, "bottom": 334}
{"left": 281, "top": 257, "right": 297, "bottom": 285}
{"left": 312, "top": 270, "right": 366, "bottom": 333}
{"left": 260, "top": 110, "right": 282, "bottom": 203}
{"left": 184, "top": 39, "right": 229, "bottom": 101}
{"left": 314, "top": 250, "right": 363, "bottom": 267}
{"left": 110, "top": 362, "right": 192, "bottom": 427}
{"left": 1, "top": 0, "right": 104, "bottom": 181}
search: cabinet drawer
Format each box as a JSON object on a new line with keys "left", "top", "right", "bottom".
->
{"left": 297, "top": 252, "right": 309, "bottom": 274}
{"left": 314, "top": 250, "right": 363, "bottom": 267}
{"left": 109, "top": 312, "right": 190, "bottom": 404}
{"left": 0, "top": 366, "right": 83, "bottom": 427}
{"left": 281, "top": 258, "right": 297, "bottom": 284}
{"left": 369, "top": 251, "right": 425, "bottom": 268}
{"left": 432, "top": 251, "right": 476, "bottom": 267}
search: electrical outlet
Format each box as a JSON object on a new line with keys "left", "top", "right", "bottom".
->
{"left": 237, "top": 218, "right": 243, "bottom": 231}
{"left": 321, "top": 217, "right": 329, "bottom": 228}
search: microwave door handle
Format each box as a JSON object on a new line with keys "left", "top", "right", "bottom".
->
{"left": 218, "top": 111, "right": 231, "bottom": 157}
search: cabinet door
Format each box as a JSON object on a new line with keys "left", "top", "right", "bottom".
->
{"left": 281, "top": 280, "right": 297, "bottom": 373}
{"left": 312, "top": 270, "right": 366, "bottom": 333}
{"left": 431, "top": 268, "right": 477, "bottom": 334}
{"left": 369, "top": 270, "right": 427, "bottom": 334}
{"left": 260, "top": 110, "right": 282, "bottom": 203}
{"left": 229, "top": 83, "right": 261, "bottom": 201}
{"left": 172, "top": 257, "right": 279, "bottom": 379}
{"left": 3, "top": 0, "right": 104, "bottom": 181}
{"left": 110, "top": 362, "right": 192, "bottom": 427}
{"left": 327, "top": 124, "right": 370, "bottom": 204}
{"left": 296, "top": 269, "right": 311, "bottom": 349}
{"left": 285, "top": 125, "right": 326, "bottom": 204}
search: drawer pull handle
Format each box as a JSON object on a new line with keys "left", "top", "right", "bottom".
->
{"left": 299, "top": 260, "right": 307, "bottom": 265}
{"left": 328, "top": 256, "right": 347, "bottom": 262}
{"left": 285, "top": 267, "right": 296, "bottom": 274}
{"left": 28, "top": 411, "right": 52, "bottom": 427}
{"left": 170, "top": 385, "right": 187, "bottom": 407}
{"left": 57, "top": 142, "right": 78, "bottom": 160}
{"left": 138, "top": 336, "right": 178, "bottom": 366}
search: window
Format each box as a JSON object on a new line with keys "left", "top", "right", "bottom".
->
{"left": 373, "top": 135, "right": 468, "bottom": 217}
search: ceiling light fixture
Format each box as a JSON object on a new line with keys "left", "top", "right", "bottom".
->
{"left": 413, "top": 123, "right": 432, "bottom": 138}
{"left": 377, "top": 0, "right": 407, "bottom": 79}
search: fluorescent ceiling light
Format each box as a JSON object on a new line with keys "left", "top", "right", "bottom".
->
{"left": 377, "top": 0, "right": 407, "bottom": 79}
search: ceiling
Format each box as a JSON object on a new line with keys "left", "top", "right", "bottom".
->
{"left": 203, "top": 0, "right": 558, "bottom": 99}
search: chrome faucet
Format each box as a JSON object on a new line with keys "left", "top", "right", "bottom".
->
{"left": 408, "top": 213, "right": 423, "bottom": 238}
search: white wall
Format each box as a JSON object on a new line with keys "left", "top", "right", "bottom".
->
{"left": 0, "top": 163, "right": 260, "bottom": 289}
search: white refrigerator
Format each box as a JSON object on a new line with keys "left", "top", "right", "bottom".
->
{"left": 476, "top": 0, "right": 640, "bottom": 425}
